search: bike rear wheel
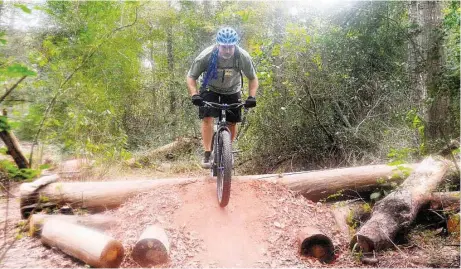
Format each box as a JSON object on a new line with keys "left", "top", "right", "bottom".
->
{"left": 216, "top": 130, "right": 232, "bottom": 207}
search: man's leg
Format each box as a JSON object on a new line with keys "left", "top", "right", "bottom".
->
{"left": 228, "top": 122, "right": 238, "bottom": 141}
{"left": 201, "top": 117, "right": 214, "bottom": 151}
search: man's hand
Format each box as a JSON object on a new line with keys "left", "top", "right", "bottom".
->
{"left": 191, "top": 94, "right": 204, "bottom": 106}
{"left": 244, "top": 96, "right": 256, "bottom": 108}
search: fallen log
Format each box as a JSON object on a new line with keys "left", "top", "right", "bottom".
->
{"left": 127, "top": 137, "right": 200, "bottom": 165}
{"left": 41, "top": 219, "right": 124, "bottom": 268}
{"left": 57, "top": 158, "right": 95, "bottom": 178}
{"left": 298, "top": 226, "right": 335, "bottom": 263}
{"left": 240, "top": 163, "right": 418, "bottom": 201}
{"left": 132, "top": 225, "right": 170, "bottom": 266}
{"left": 428, "top": 191, "right": 460, "bottom": 211}
{"left": 350, "top": 156, "right": 450, "bottom": 252}
{"left": 20, "top": 163, "right": 418, "bottom": 217}
{"left": 29, "top": 213, "right": 117, "bottom": 236}
{"left": 331, "top": 201, "right": 372, "bottom": 240}
{"left": 332, "top": 191, "right": 459, "bottom": 240}
{"left": 19, "top": 176, "right": 199, "bottom": 218}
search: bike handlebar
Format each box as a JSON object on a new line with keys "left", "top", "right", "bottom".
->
{"left": 202, "top": 101, "right": 245, "bottom": 110}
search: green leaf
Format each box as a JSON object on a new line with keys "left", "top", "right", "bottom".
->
{"left": 4, "top": 64, "right": 36, "bottom": 76}
{"left": 14, "top": 4, "right": 32, "bottom": 14}
{"left": 370, "top": 192, "right": 381, "bottom": 200}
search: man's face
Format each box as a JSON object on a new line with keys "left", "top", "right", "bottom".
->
{"left": 218, "top": 45, "right": 235, "bottom": 60}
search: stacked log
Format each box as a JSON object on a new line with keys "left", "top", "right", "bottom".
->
{"left": 29, "top": 213, "right": 116, "bottom": 236}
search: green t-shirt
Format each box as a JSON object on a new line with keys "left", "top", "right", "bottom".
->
{"left": 187, "top": 45, "right": 257, "bottom": 95}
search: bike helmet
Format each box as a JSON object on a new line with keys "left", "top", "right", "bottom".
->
{"left": 216, "top": 27, "right": 239, "bottom": 45}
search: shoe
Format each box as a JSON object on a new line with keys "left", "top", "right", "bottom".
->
{"left": 201, "top": 151, "right": 211, "bottom": 169}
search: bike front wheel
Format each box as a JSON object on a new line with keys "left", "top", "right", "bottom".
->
{"left": 216, "top": 130, "right": 232, "bottom": 207}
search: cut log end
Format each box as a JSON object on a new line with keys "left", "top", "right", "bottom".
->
{"left": 132, "top": 239, "right": 169, "bottom": 266}
{"left": 298, "top": 227, "right": 335, "bottom": 263}
{"left": 350, "top": 234, "right": 375, "bottom": 253}
{"left": 132, "top": 225, "right": 170, "bottom": 267}
{"left": 100, "top": 240, "right": 124, "bottom": 268}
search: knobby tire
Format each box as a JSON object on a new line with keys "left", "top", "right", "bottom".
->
{"left": 217, "top": 130, "right": 232, "bottom": 207}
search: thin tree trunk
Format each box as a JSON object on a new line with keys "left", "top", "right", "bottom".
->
{"left": 408, "top": 1, "right": 445, "bottom": 139}
{"left": 0, "top": 130, "right": 29, "bottom": 168}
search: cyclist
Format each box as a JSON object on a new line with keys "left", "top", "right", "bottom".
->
{"left": 186, "top": 27, "right": 258, "bottom": 168}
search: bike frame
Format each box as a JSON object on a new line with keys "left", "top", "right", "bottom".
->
{"left": 203, "top": 101, "right": 243, "bottom": 173}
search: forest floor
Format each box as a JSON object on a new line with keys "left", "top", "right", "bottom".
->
{"left": 0, "top": 150, "right": 460, "bottom": 268}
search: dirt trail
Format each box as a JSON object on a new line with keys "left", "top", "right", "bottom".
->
{"left": 105, "top": 178, "right": 340, "bottom": 268}
{"left": 173, "top": 180, "right": 270, "bottom": 267}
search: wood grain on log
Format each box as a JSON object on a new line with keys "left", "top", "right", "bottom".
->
{"left": 131, "top": 225, "right": 170, "bottom": 266}
{"left": 239, "top": 163, "right": 418, "bottom": 201}
{"left": 41, "top": 219, "right": 124, "bottom": 268}
{"left": 30, "top": 213, "right": 116, "bottom": 236}
{"left": 20, "top": 177, "right": 199, "bottom": 217}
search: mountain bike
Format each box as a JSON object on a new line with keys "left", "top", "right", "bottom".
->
{"left": 203, "top": 100, "right": 245, "bottom": 207}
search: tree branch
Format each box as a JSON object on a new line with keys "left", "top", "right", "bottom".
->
{"left": 0, "top": 76, "right": 27, "bottom": 104}
{"left": 304, "top": 83, "right": 335, "bottom": 143}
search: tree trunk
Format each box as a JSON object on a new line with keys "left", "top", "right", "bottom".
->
{"left": 131, "top": 225, "right": 170, "bottom": 266}
{"left": 298, "top": 226, "right": 335, "bottom": 263}
{"left": 20, "top": 163, "right": 419, "bottom": 217}
{"left": 0, "top": 130, "right": 29, "bottom": 168}
{"left": 408, "top": 1, "right": 445, "bottom": 139}
{"left": 41, "top": 219, "right": 124, "bottom": 268}
{"left": 29, "top": 213, "right": 117, "bottom": 236}
{"left": 350, "top": 156, "right": 449, "bottom": 252}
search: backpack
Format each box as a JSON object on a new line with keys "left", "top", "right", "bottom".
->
{"left": 200, "top": 45, "right": 244, "bottom": 92}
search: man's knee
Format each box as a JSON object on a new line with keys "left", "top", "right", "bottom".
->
{"left": 202, "top": 117, "right": 214, "bottom": 125}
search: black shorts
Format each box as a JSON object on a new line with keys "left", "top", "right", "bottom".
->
{"left": 199, "top": 91, "right": 242, "bottom": 123}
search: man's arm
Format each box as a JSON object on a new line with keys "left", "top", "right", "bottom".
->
{"left": 248, "top": 76, "right": 258, "bottom": 97}
{"left": 186, "top": 76, "right": 199, "bottom": 96}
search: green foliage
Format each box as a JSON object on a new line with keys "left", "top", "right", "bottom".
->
{"left": 0, "top": 147, "right": 8, "bottom": 155}
{"left": 0, "top": 160, "right": 40, "bottom": 181}
{"left": 14, "top": 3, "right": 32, "bottom": 14}
{"left": 0, "top": 116, "right": 11, "bottom": 131}
{"left": 1, "top": 0, "right": 458, "bottom": 172}
{"left": 387, "top": 147, "right": 416, "bottom": 166}
{"left": 39, "top": 163, "right": 51, "bottom": 170}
